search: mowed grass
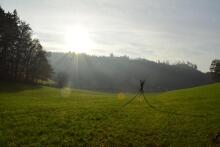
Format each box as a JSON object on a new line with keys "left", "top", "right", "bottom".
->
{"left": 0, "top": 82, "right": 220, "bottom": 146}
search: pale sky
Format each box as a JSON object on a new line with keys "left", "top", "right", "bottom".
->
{"left": 1, "top": 0, "right": 220, "bottom": 72}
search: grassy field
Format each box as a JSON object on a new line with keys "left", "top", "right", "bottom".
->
{"left": 0, "top": 82, "right": 220, "bottom": 146}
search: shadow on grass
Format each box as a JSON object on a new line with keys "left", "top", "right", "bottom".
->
{"left": 119, "top": 93, "right": 208, "bottom": 118}
{"left": 0, "top": 81, "right": 41, "bottom": 93}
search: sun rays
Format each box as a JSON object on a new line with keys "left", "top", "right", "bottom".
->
{"left": 64, "top": 25, "right": 94, "bottom": 54}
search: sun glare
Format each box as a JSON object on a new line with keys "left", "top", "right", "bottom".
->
{"left": 65, "top": 25, "right": 93, "bottom": 53}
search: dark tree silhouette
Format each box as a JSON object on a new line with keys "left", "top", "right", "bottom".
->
{"left": 210, "top": 59, "right": 220, "bottom": 82}
{"left": 55, "top": 72, "right": 69, "bottom": 88}
{"left": 0, "top": 6, "right": 52, "bottom": 83}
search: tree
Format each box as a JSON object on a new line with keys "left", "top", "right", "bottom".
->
{"left": 210, "top": 59, "right": 220, "bottom": 82}
{"left": 0, "top": 6, "right": 53, "bottom": 83}
{"left": 0, "top": 7, "right": 19, "bottom": 79}
{"left": 55, "top": 72, "right": 69, "bottom": 88}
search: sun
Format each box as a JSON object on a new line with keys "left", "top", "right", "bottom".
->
{"left": 65, "top": 25, "right": 93, "bottom": 53}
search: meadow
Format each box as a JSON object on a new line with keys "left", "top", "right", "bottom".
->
{"left": 0, "top": 82, "right": 220, "bottom": 146}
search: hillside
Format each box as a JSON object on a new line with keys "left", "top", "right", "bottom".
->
{"left": 49, "top": 52, "right": 212, "bottom": 92}
{"left": 0, "top": 82, "right": 220, "bottom": 146}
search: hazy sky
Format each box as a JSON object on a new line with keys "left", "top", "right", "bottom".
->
{"left": 1, "top": 0, "right": 220, "bottom": 72}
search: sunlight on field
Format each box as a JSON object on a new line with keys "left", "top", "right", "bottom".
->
{"left": 0, "top": 83, "right": 220, "bottom": 146}
{"left": 117, "top": 92, "right": 125, "bottom": 100}
{"left": 60, "top": 87, "right": 71, "bottom": 98}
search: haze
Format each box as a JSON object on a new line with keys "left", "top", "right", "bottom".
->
{"left": 1, "top": 0, "right": 220, "bottom": 72}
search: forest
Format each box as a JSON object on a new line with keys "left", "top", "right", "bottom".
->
{"left": 49, "top": 52, "right": 212, "bottom": 92}
{"left": 0, "top": 7, "right": 52, "bottom": 83}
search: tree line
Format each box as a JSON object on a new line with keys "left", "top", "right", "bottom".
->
{"left": 49, "top": 52, "right": 213, "bottom": 92}
{"left": 0, "top": 7, "right": 52, "bottom": 83}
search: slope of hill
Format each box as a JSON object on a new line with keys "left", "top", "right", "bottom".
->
{"left": 0, "top": 82, "right": 220, "bottom": 146}
{"left": 49, "top": 52, "right": 212, "bottom": 92}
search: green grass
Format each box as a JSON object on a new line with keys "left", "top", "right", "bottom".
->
{"left": 0, "top": 82, "right": 220, "bottom": 146}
